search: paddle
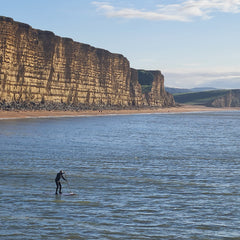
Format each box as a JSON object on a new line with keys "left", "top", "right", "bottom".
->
{"left": 64, "top": 174, "right": 76, "bottom": 195}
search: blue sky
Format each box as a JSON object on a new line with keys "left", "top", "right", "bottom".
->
{"left": 1, "top": 0, "right": 240, "bottom": 89}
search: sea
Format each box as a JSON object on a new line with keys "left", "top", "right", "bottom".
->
{"left": 0, "top": 111, "right": 240, "bottom": 240}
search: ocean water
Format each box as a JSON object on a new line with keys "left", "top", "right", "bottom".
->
{"left": 0, "top": 111, "right": 240, "bottom": 239}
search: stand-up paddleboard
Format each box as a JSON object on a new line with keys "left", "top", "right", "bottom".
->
{"left": 63, "top": 192, "right": 77, "bottom": 196}
{"left": 53, "top": 192, "right": 77, "bottom": 196}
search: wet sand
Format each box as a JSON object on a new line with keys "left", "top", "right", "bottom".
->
{"left": 0, "top": 105, "right": 239, "bottom": 120}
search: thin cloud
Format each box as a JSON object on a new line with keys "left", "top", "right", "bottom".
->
{"left": 164, "top": 70, "right": 240, "bottom": 88}
{"left": 92, "top": 0, "right": 240, "bottom": 22}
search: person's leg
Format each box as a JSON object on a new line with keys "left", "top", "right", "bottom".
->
{"left": 55, "top": 181, "right": 59, "bottom": 194}
{"left": 59, "top": 183, "right": 62, "bottom": 194}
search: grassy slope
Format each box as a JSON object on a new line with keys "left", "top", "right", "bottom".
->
{"left": 173, "top": 90, "right": 230, "bottom": 105}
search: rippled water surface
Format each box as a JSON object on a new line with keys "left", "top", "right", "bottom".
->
{"left": 1, "top": 111, "right": 240, "bottom": 239}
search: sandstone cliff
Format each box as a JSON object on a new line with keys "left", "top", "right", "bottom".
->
{"left": 208, "top": 90, "right": 240, "bottom": 107}
{"left": 0, "top": 16, "right": 175, "bottom": 110}
{"left": 132, "top": 69, "right": 175, "bottom": 107}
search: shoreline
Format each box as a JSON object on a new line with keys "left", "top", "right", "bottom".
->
{"left": 0, "top": 105, "right": 240, "bottom": 120}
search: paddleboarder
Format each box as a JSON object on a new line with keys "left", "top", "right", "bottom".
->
{"left": 55, "top": 170, "right": 67, "bottom": 194}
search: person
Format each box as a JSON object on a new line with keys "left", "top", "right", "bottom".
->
{"left": 55, "top": 170, "right": 67, "bottom": 194}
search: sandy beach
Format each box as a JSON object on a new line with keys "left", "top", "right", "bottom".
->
{"left": 0, "top": 105, "right": 239, "bottom": 119}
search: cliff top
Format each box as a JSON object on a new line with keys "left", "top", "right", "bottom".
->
{"left": 0, "top": 15, "right": 126, "bottom": 59}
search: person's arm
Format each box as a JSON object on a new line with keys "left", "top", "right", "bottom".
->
{"left": 62, "top": 175, "right": 67, "bottom": 181}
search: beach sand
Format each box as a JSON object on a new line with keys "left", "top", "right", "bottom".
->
{"left": 0, "top": 105, "right": 239, "bottom": 119}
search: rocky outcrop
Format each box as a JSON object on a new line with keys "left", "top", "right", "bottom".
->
{"left": 0, "top": 16, "right": 175, "bottom": 110}
{"left": 131, "top": 69, "right": 175, "bottom": 107}
{"left": 208, "top": 90, "right": 240, "bottom": 107}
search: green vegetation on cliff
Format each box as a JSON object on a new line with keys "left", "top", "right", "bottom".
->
{"left": 174, "top": 90, "right": 228, "bottom": 105}
{"left": 173, "top": 89, "right": 240, "bottom": 107}
{"left": 138, "top": 70, "right": 154, "bottom": 94}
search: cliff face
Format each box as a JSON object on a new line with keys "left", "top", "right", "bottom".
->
{"left": 208, "top": 90, "right": 240, "bottom": 107}
{"left": 0, "top": 16, "right": 175, "bottom": 110}
{"left": 131, "top": 69, "right": 175, "bottom": 107}
{"left": 143, "top": 70, "right": 175, "bottom": 107}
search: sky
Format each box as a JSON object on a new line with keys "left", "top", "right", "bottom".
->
{"left": 1, "top": 0, "right": 240, "bottom": 89}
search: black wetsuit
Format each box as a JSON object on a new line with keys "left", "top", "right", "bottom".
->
{"left": 55, "top": 172, "right": 66, "bottom": 194}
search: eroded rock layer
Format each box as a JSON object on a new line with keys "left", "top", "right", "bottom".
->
{"left": 0, "top": 16, "right": 175, "bottom": 110}
{"left": 208, "top": 90, "right": 240, "bottom": 107}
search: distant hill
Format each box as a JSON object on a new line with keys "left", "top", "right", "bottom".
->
{"left": 173, "top": 89, "right": 240, "bottom": 107}
{"left": 165, "top": 87, "right": 216, "bottom": 94}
